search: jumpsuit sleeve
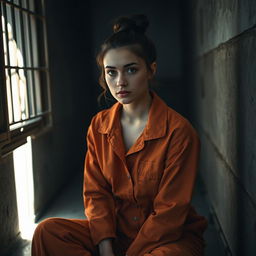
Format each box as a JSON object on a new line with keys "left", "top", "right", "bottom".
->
{"left": 83, "top": 120, "right": 116, "bottom": 246}
{"left": 126, "top": 121, "right": 201, "bottom": 256}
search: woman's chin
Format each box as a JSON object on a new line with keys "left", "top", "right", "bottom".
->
{"left": 118, "top": 98, "right": 133, "bottom": 105}
{"left": 115, "top": 95, "right": 134, "bottom": 105}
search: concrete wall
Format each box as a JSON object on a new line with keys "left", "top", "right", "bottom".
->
{"left": 0, "top": 154, "right": 20, "bottom": 255}
{"left": 32, "top": 1, "right": 95, "bottom": 220}
{"left": 190, "top": 1, "right": 256, "bottom": 255}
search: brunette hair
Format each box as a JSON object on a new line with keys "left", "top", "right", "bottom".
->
{"left": 96, "top": 14, "right": 157, "bottom": 103}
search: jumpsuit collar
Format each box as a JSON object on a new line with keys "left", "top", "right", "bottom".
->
{"left": 143, "top": 91, "right": 168, "bottom": 141}
{"left": 97, "top": 91, "right": 168, "bottom": 141}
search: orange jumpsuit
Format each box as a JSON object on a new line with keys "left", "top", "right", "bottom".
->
{"left": 32, "top": 91, "right": 208, "bottom": 256}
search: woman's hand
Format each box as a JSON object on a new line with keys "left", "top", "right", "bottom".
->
{"left": 98, "top": 238, "right": 115, "bottom": 256}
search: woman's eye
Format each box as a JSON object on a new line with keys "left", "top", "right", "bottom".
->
{"left": 106, "top": 70, "right": 116, "bottom": 76}
{"left": 127, "top": 67, "right": 137, "bottom": 74}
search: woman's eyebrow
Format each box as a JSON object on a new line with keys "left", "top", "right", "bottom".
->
{"left": 105, "top": 62, "right": 138, "bottom": 69}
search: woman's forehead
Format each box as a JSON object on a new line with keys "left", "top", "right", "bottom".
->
{"left": 103, "top": 47, "right": 143, "bottom": 68}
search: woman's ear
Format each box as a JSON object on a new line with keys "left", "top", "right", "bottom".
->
{"left": 149, "top": 62, "right": 157, "bottom": 78}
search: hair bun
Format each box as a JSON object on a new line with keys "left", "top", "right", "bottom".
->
{"left": 113, "top": 14, "right": 149, "bottom": 34}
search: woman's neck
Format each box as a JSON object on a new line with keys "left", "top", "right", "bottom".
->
{"left": 121, "top": 91, "right": 152, "bottom": 124}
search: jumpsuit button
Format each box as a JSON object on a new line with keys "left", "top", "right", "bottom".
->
{"left": 127, "top": 174, "right": 131, "bottom": 179}
{"left": 133, "top": 216, "right": 139, "bottom": 221}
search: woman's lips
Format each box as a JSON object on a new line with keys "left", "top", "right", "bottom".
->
{"left": 117, "top": 91, "right": 130, "bottom": 98}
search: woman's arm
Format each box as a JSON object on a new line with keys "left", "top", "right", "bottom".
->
{"left": 83, "top": 119, "right": 116, "bottom": 248}
{"left": 126, "top": 121, "right": 202, "bottom": 256}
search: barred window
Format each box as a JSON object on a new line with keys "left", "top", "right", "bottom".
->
{"left": 0, "top": 0, "right": 51, "bottom": 157}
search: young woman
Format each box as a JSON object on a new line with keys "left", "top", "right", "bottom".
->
{"left": 32, "top": 14, "right": 208, "bottom": 256}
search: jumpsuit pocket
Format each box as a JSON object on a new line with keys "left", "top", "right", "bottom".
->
{"left": 138, "top": 161, "right": 161, "bottom": 181}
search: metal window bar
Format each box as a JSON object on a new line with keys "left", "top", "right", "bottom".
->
{"left": 5, "top": 65, "right": 47, "bottom": 70}
{"left": 14, "top": 3, "right": 23, "bottom": 66}
{"left": 10, "top": 110, "right": 50, "bottom": 130}
{"left": 1, "top": 12, "right": 7, "bottom": 64}
{"left": 21, "top": 0, "right": 27, "bottom": 9}
{"left": 22, "top": 11, "right": 31, "bottom": 66}
{"left": 26, "top": 10, "right": 37, "bottom": 117}
{"left": 26, "top": 0, "right": 39, "bottom": 117}
{"left": 0, "top": 12, "right": 8, "bottom": 136}
{"left": 2, "top": 3, "right": 14, "bottom": 124}
{"left": 39, "top": 0, "right": 51, "bottom": 121}
{"left": 2, "top": 0, "right": 44, "bottom": 19}
{"left": 1, "top": 4, "right": 9, "bottom": 66}
{"left": 10, "top": 110, "right": 49, "bottom": 125}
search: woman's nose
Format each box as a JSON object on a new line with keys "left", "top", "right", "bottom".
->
{"left": 116, "top": 73, "right": 127, "bottom": 87}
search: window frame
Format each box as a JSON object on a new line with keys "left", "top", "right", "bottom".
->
{"left": 0, "top": 0, "right": 52, "bottom": 158}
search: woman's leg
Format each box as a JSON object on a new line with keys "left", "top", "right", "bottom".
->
{"left": 144, "top": 232, "right": 206, "bottom": 256}
{"left": 32, "top": 218, "right": 98, "bottom": 256}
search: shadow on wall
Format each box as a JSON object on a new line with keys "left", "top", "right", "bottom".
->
{"left": 236, "top": 4, "right": 256, "bottom": 253}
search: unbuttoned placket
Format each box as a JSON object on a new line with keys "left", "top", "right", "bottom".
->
{"left": 108, "top": 130, "right": 135, "bottom": 200}
{"left": 108, "top": 130, "right": 145, "bottom": 205}
{"left": 125, "top": 137, "right": 146, "bottom": 228}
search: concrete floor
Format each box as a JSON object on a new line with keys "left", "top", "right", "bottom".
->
{"left": 10, "top": 173, "right": 227, "bottom": 256}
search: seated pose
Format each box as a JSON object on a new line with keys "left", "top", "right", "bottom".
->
{"left": 32, "top": 14, "right": 208, "bottom": 256}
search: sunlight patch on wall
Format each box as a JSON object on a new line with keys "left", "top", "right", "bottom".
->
{"left": 13, "top": 136, "right": 37, "bottom": 240}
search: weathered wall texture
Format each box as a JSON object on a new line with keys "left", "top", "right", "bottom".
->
{"left": 191, "top": 1, "right": 256, "bottom": 255}
{"left": 0, "top": 154, "right": 19, "bottom": 255}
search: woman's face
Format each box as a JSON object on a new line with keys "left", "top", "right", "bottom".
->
{"left": 103, "top": 47, "right": 156, "bottom": 105}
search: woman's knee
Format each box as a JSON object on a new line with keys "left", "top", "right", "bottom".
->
{"left": 33, "top": 217, "right": 64, "bottom": 238}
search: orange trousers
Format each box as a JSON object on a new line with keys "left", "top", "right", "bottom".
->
{"left": 32, "top": 217, "right": 205, "bottom": 256}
